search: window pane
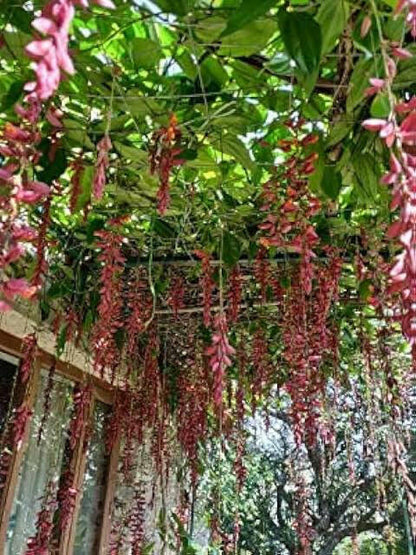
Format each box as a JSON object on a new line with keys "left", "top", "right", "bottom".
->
{"left": 73, "top": 400, "right": 110, "bottom": 554}
{"left": 5, "top": 370, "right": 73, "bottom": 555}
{"left": 0, "top": 352, "right": 18, "bottom": 435}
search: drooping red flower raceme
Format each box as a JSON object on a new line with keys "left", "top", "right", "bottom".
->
{"left": 91, "top": 227, "right": 125, "bottom": 378}
{"left": 25, "top": 481, "right": 57, "bottom": 555}
{"left": 93, "top": 134, "right": 112, "bottom": 200}
{"left": 37, "top": 359, "right": 56, "bottom": 444}
{"left": 167, "top": 271, "right": 185, "bottom": 319}
{"left": 195, "top": 250, "right": 214, "bottom": 327}
{"left": 292, "top": 474, "right": 315, "bottom": 555}
{"left": 20, "top": 333, "right": 38, "bottom": 384}
{"left": 31, "top": 193, "right": 52, "bottom": 288}
{"left": 396, "top": 0, "right": 416, "bottom": 37}
{"left": 227, "top": 264, "right": 242, "bottom": 323}
{"left": 254, "top": 247, "right": 270, "bottom": 303}
{"left": 69, "top": 155, "right": 84, "bottom": 213}
{"left": 24, "top": 0, "right": 114, "bottom": 103}
{"left": 149, "top": 114, "right": 183, "bottom": 215}
{"left": 177, "top": 338, "right": 209, "bottom": 484}
{"left": 259, "top": 122, "right": 320, "bottom": 295}
{"left": 251, "top": 326, "right": 270, "bottom": 412}
{"left": 56, "top": 469, "right": 78, "bottom": 532}
{"left": 129, "top": 487, "right": 146, "bottom": 555}
{"left": 206, "top": 314, "right": 235, "bottom": 409}
{"left": 68, "top": 383, "right": 92, "bottom": 450}
{"left": 13, "top": 404, "right": 33, "bottom": 447}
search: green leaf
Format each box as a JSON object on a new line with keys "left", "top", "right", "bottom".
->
{"left": 221, "top": 0, "right": 276, "bottom": 37}
{"left": 218, "top": 19, "right": 277, "bottom": 57}
{"left": 278, "top": 9, "right": 322, "bottom": 76}
{"left": 370, "top": 92, "right": 390, "bottom": 118}
{"left": 217, "top": 135, "right": 254, "bottom": 171}
{"left": 346, "top": 57, "right": 377, "bottom": 112}
{"left": 320, "top": 166, "right": 342, "bottom": 200}
{"left": 151, "top": 0, "right": 196, "bottom": 16}
{"left": 130, "top": 37, "right": 163, "bottom": 69}
{"left": 223, "top": 232, "right": 241, "bottom": 266}
{"left": 316, "top": 0, "right": 349, "bottom": 55}
{"left": 75, "top": 165, "right": 94, "bottom": 212}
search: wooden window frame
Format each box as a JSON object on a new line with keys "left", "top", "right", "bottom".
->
{"left": 0, "top": 329, "right": 120, "bottom": 554}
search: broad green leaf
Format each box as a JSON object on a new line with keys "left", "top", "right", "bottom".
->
{"left": 316, "top": 0, "right": 349, "bottom": 55}
{"left": 114, "top": 142, "right": 148, "bottom": 164}
{"left": 151, "top": 0, "right": 196, "bottom": 16}
{"left": 216, "top": 135, "right": 254, "bottom": 171}
{"left": 223, "top": 232, "right": 241, "bottom": 266}
{"left": 221, "top": 0, "right": 276, "bottom": 37}
{"left": 370, "top": 93, "right": 390, "bottom": 118}
{"left": 218, "top": 19, "right": 277, "bottom": 57}
{"left": 195, "top": 16, "right": 227, "bottom": 42}
{"left": 76, "top": 166, "right": 94, "bottom": 212}
{"left": 278, "top": 9, "right": 322, "bottom": 76}
{"left": 321, "top": 166, "right": 342, "bottom": 200}
{"left": 201, "top": 57, "right": 229, "bottom": 86}
{"left": 130, "top": 37, "right": 163, "bottom": 69}
{"left": 346, "top": 58, "right": 377, "bottom": 112}
{"left": 326, "top": 119, "right": 352, "bottom": 147}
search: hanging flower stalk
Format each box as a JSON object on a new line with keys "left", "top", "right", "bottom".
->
{"left": 37, "top": 358, "right": 56, "bottom": 444}
{"left": 129, "top": 487, "right": 146, "bottom": 555}
{"left": 259, "top": 121, "right": 320, "bottom": 295}
{"left": 227, "top": 264, "right": 242, "bottom": 323}
{"left": 69, "top": 155, "right": 84, "bottom": 213}
{"left": 68, "top": 383, "right": 92, "bottom": 450}
{"left": 91, "top": 226, "right": 125, "bottom": 379}
{"left": 149, "top": 114, "right": 183, "bottom": 215}
{"left": 20, "top": 333, "right": 38, "bottom": 384}
{"left": 13, "top": 404, "right": 33, "bottom": 448}
{"left": 195, "top": 250, "right": 215, "bottom": 327}
{"left": 361, "top": 7, "right": 416, "bottom": 357}
{"left": 25, "top": 481, "right": 57, "bottom": 555}
{"left": 31, "top": 192, "right": 52, "bottom": 288}
{"left": 56, "top": 469, "right": 78, "bottom": 532}
{"left": 206, "top": 313, "right": 235, "bottom": 409}
{"left": 167, "top": 271, "right": 185, "bottom": 319}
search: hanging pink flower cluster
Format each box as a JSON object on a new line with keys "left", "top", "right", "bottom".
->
{"left": 0, "top": 124, "right": 46, "bottom": 311}
{"left": 250, "top": 326, "right": 271, "bottom": 412}
{"left": 149, "top": 114, "right": 184, "bottom": 215}
{"left": 20, "top": 333, "right": 38, "bottom": 384}
{"left": 125, "top": 270, "right": 152, "bottom": 378}
{"left": 259, "top": 121, "right": 320, "bottom": 295}
{"left": 31, "top": 194, "right": 52, "bottom": 288}
{"left": 25, "top": 0, "right": 114, "bottom": 103}
{"left": 91, "top": 226, "right": 126, "bottom": 378}
{"left": 206, "top": 314, "right": 235, "bottom": 409}
{"left": 283, "top": 256, "right": 341, "bottom": 447}
{"left": 396, "top": 0, "right": 416, "bottom": 37}
{"left": 167, "top": 271, "right": 185, "bottom": 319}
{"left": 38, "top": 359, "right": 57, "bottom": 444}
{"left": 68, "top": 383, "right": 92, "bottom": 450}
{"left": 177, "top": 346, "right": 209, "bottom": 484}
{"left": 69, "top": 155, "right": 84, "bottom": 213}
{"left": 195, "top": 250, "right": 214, "bottom": 327}
{"left": 25, "top": 481, "right": 57, "bottom": 555}
{"left": 93, "top": 134, "right": 112, "bottom": 200}
{"left": 227, "top": 264, "right": 242, "bottom": 323}
{"left": 13, "top": 404, "right": 33, "bottom": 448}
{"left": 361, "top": 39, "right": 416, "bottom": 354}
{"left": 254, "top": 247, "right": 270, "bottom": 303}
{"left": 129, "top": 487, "right": 146, "bottom": 555}
{"left": 57, "top": 469, "right": 78, "bottom": 532}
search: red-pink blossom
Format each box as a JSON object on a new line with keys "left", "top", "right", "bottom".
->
{"left": 206, "top": 314, "right": 235, "bottom": 408}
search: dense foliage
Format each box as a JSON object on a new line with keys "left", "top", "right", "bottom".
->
{"left": 0, "top": 0, "right": 416, "bottom": 553}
